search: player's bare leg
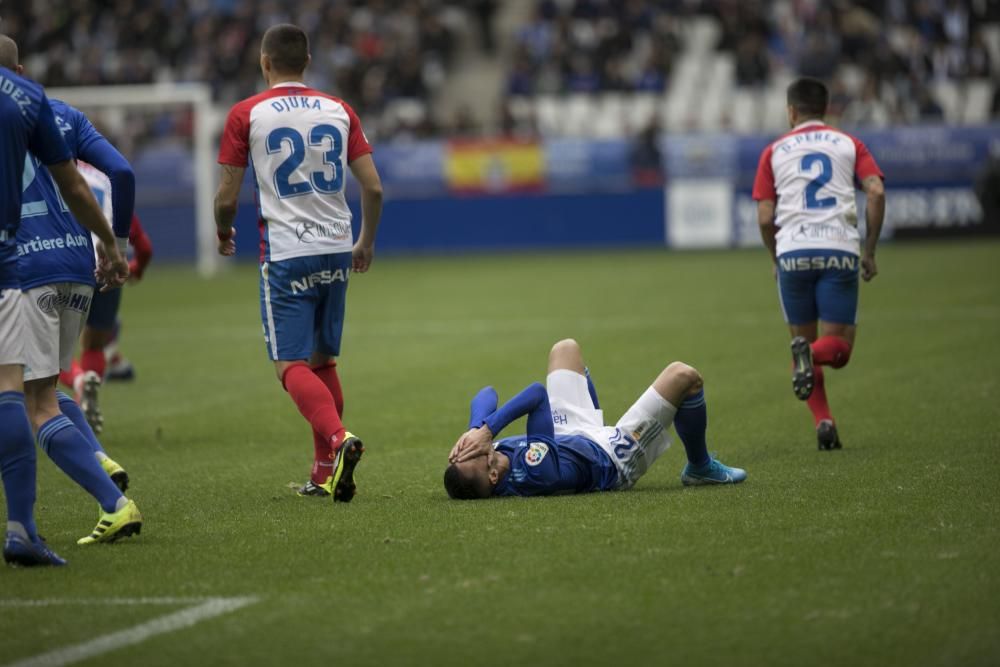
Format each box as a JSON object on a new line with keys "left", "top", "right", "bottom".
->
{"left": 547, "top": 338, "right": 586, "bottom": 375}
{"left": 651, "top": 361, "right": 704, "bottom": 406}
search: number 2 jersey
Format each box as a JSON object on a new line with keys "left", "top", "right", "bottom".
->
{"left": 751, "top": 120, "right": 883, "bottom": 257}
{"left": 217, "top": 82, "right": 372, "bottom": 263}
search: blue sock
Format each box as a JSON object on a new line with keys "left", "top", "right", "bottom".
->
{"left": 38, "top": 415, "right": 122, "bottom": 514}
{"left": 585, "top": 367, "right": 600, "bottom": 409}
{"left": 56, "top": 391, "right": 104, "bottom": 454}
{"left": 675, "top": 390, "right": 710, "bottom": 468}
{"left": 0, "top": 392, "right": 39, "bottom": 540}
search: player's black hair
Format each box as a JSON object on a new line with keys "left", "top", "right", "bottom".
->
{"left": 786, "top": 77, "right": 829, "bottom": 118}
{"left": 444, "top": 464, "right": 488, "bottom": 500}
{"left": 261, "top": 23, "right": 309, "bottom": 74}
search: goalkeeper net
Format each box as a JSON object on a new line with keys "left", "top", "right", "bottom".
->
{"left": 46, "top": 83, "right": 222, "bottom": 276}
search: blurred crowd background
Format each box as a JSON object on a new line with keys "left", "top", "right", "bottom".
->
{"left": 3, "top": 0, "right": 1000, "bottom": 151}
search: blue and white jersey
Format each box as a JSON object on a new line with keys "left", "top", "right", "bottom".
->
{"left": 0, "top": 70, "right": 71, "bottom": 289}
{"left": 17, "top": 99, "right": 134, "bottom": 290}
{"left": 492, "top": 434, "right": 619, "bottom": 497}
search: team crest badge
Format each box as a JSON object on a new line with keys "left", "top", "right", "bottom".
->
{"left": 525, "top": 442, "right": 549, "bottom": 466}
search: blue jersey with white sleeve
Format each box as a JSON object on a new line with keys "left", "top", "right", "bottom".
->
{"left": 464, "top": 383, "right": 619, "bottom": 497}
{"left": 0, "top": 70, "right": 71, "bottom": 289}
{"left": 17, "top": 99, "right": 135, "bottom": 290}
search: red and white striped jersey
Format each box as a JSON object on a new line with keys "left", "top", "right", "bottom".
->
{"left": 218, "top": 82, "right": 372, "bottom": 263}
{"left": 752, "top": 120, "right": 882, "bottom": 257}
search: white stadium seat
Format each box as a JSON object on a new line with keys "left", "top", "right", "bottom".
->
{"left": 961, "top": 80, "right": 993, "bottom": 125}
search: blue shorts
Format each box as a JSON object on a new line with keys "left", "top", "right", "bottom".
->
{"left": 776, "top": 250, "right": 859, "bottom": 326}
{"left": 86, "top": 287, "right": 122, "bottom": 330}
{"left": 259, "top": 252, "right": 351, "bottom": 361}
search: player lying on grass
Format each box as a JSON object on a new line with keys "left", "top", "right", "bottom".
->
{"left": 1, "top": 39, "right": 130, "bottom": 567}
{"left": 214, "top": 24, "right": 382, "bottom": 501}
{"left": 444, "top": 339, "right": 746, "bottom": 499}
{"left": 753, "top": 77, "right": 886, "bottom": 451}
{"left": 4, "top": 36, "right": 142, "bottom": 551}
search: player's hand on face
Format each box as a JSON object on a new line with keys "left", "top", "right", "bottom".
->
{"left": 861, "top": 254, "right": 877, "bottom": 282}
{"left": 217, "top": 228, "right": 236, "bottom": 257}
{"left": 352, "top": 242, "right": 374, "bottom": 273}
{"left": 453, "top": 426, "right": 494, "bottom": 463}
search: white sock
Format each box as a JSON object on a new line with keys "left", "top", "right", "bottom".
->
{"left": 114, "top": 496, "right": 129, "bottom": 512}
{"left": 7, "top": 521, "right": 29, "bottom": 541}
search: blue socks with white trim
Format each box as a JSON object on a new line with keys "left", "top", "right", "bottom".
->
{"left": 57, "top": 390, "right": 105, "bottom": 454}
{"left": 38, "top": 415, "right": 123, "bottom": 514}
{"left": 0, "top": 391, "right": 39, "bottom": 541}
{"left": 674, "top": 389, "right": 710, "bottom": 468}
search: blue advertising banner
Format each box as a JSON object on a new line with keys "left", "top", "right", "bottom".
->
{"left": 133, "top": 124, "right": 998, "bottom": 260}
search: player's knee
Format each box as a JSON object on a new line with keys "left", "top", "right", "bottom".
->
{"left": 666, "top": 362, "right": 702, "bottom": 393}
{"left": 550, "top": 338, "right": 581, "bottom": 357}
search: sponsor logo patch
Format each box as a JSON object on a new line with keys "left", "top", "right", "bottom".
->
{"left": 295, "top": 220, "right": 352, "bottom": 244}
{"left": 525, "top": 442, "right": 549, "bottom": 466}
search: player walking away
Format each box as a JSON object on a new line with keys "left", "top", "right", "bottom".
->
{"left": 5, "top": 41, "right": 142, "bottom": 547}
{"left": 753, "top": 77, "right": 886, "bottom": 450}
{"left": 58, "top": 162, "right": 155, "bottom": 433}
{"left": 0, "top": 36, "right": 129, "bottom": 567}
{"left": 215, "top": 24, "right": 383, "bottom": 502}
{"left": 444, "top": 339, "right": 747, "bottom": 499}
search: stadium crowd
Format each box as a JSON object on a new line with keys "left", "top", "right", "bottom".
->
{"left": 1, "top": 0, "right": 490, "bottom": 142}
{"left": 507, "top": 0, "right": 1000, "bottom": 127}
{"left": 1, "top": 0, "right": 998, "bottom": 143}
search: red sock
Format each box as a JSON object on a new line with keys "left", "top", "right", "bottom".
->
{"left": 59, "top": 359, "right": 84, "bottom": 390}
{"left": 312, "top": 362, "right": 344, "bottom": 416}
{"left": 811, "top": 336, "right": 852, "bottom": 369}
{"left": 806, "top": 366, "right": 834, "bottom": 426}
{"left": 309, "top": 363, "right": 345, "bottom": 483}
{"left": 282, "top": 364, "right": 345, "bottom": 482}
{"left": 81, "top": 348, "right": 106, "bottom": 378}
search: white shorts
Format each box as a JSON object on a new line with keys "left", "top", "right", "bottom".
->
{"left": 22, "top": 283, "right": 93, "bottom": 381}
{"left": 0, "top": 288, "right": 26, "bottom": 366}
{"left": 546, "top": 369, "right": 677, "bottom": 490}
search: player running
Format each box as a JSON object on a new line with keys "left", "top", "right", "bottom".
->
{"left": 444, "top": 339, "right": 746, "bottom": 499}
{"left": 1, "top": 36, "right": 128, "bottom": 567}
{"left": 215, "top": 24, "right": 383, "bottom": 502}
{"left": 59, "top": 162, "right": 154, "bottom": 433}
{"left": 6, "top": 41, "right": 142, "bottom": 546}
{"left": 752, "top": 77, "right": 886, "bottom": 451}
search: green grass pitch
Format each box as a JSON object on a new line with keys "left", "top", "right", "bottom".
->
{"left": 1, "top": 240, "right": 998, "bottom": 666}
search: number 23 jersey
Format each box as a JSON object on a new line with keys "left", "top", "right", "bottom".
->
{"left": 752, "top": 120, "right": 883, "bottom": 257}
{"left": 218, "top": 83, "right": 372, "bottom": 263}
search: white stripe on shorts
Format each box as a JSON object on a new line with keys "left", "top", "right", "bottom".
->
{"left": 261, "top": 263, "right": 278, "bottom": 358}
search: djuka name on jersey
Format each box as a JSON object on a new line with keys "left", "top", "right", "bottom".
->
{"left": 269, "top": 96, "right": 323, "bottom": 113}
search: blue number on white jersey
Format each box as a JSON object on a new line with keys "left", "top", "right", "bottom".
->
{"left": 800, "top": 152, "right": 836, "bottom": 210}
{"left": 266, "top": 125, "right": 345, "bottom": 198}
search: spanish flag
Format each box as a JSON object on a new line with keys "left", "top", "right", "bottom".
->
{"left": 445, "top": 140, "right": 545, "bottom": 193}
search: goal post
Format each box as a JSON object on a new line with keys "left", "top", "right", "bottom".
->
{"left": 45, "top": 83, "right": 223, "bottom": 276}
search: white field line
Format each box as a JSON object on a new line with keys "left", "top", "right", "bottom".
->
{"left": 1, "top": 596, "right": 259, "bottom": 667}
